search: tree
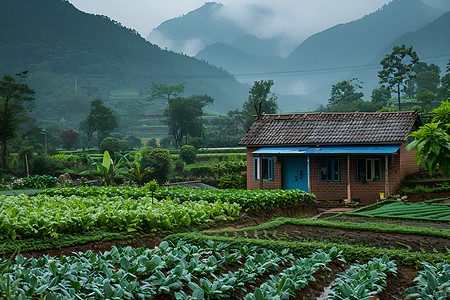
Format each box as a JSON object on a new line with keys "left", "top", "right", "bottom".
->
{"left": 99, "top": 137, "right": 121, "bottom": 156}
{"left": 371, "top": 87, "right": 391, "bottom": 107}
{"left": 417, "top": 90, "right": 436, "bottom": 111}
{"left": 378, "top": 44, "right": 419, "bottom": 111}
{"left": 80, "top": 99, "right": 118, "bottom": 148}
{"left": 147, "top": 82, "right": 184, "bottom": 102}
{"left": 179, "top": 145, "right": 196, "bottom": 164}
{"left": 163, "top": 95, "right": 207, "bottom": 148}
{"left": 242, "top": 80, "right": 278, "bottom": 130}
{"left": 438, "top": 61, "right": 450, "bottom": 102}
{"left": 329, "top": 79, "right": 364, "bottom": 105}
{"left": 406, "top": 101, "right": 450, "bottom": 177}
{"left": 0, "top": 74, "right": 35, "bottom": 170}
{"left": 417, "top": 71, "right": 440, "bottom": 94}
{"left": 140, "top": 147, "right": 172, "bottom": 182}
{"left": 59, "top": 129, "right": 79, "bottom": 150}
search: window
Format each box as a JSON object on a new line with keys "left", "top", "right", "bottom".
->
{"left": 357, "top": 158, "right": 381, "bottom": 182}
{"left": 319, "top": 158, "right": 340, "bottom": 182}
{"left": 254, "top": 157, "right": 274, "bottom": 180}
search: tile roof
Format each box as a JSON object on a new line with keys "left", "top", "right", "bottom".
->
{"left": 239, "top": 111, "right": 421, "bottom": 146}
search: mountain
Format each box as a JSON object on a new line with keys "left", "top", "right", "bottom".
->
{"left": 280, "top": 0, "right": 447, "bottom": 108}
{"left": 384, "top": 10, "right": 450, "bottom": 67}
{"left": 147, "top": 2, "right": 282, "bottom": 58}
{"left": 286, "top": 0, "right": 443, "bottom": 69}
{"left": 0, "top": 0, "right": 248, "bottom": 133}
{"left": 147, "top": 2, "right": 246, "bottom": 56}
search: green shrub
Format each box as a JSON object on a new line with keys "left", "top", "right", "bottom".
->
{"left": 22, "top": 175, "right": 57, "bottom": 189}
{"left": 99, "top": 137, "right": 121, "bottom": 157}
{"left": 179, "top": 145, "right": 197, "bottom": 164}
{"left": 141, "top": 147, "right": 173, "bottom": 182}
{"left": 218, "top": 172, "right": 246, "bottom": 189}
{"left": 212, "top": 160, "right": 246, "bottom": 177}
{"left": 31, "top": 156, "right": 65, "bottom": 176}
{"left": 174, "top": 159, "right": 185, "bottom": 174}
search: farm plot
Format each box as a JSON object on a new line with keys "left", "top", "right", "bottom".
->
{"left": 0, "top": 240, "right": 346, "bottom": 299}
{"left": 206, "top": 218, "right": 450, "bottom": 255}
{"left": 0, "top": 193, "right": 240, "bottom": 240}
{"left": 346, "top": 200, "right": 450, "bottom": 222}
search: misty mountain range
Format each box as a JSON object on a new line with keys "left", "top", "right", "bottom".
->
{"left": 148, "top": 0, "right": 450, "bottom": 111}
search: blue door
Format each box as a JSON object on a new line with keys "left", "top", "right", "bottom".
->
{"left": 283, "top": 156, "right": 308, "bottom": 191}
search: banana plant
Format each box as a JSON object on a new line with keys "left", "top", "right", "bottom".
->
{"left": 81, "top": 151, "right": 129, "bottom": 186}
{"left": 120, "top": 152, "right": 154, "bottom": 186}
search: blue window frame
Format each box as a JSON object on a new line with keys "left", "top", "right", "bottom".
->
{"left": 357, "top": 158, "right": 382, "bottom": 182}
{"left": 319, "top": 157, "right": 340, "bottom": 182}
{"left": 254, "top": 157, "right": 274, "bottom": 181}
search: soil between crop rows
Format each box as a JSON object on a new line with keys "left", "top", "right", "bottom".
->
{"left": 221, "top": 224, "right": 450, "bottom": 254}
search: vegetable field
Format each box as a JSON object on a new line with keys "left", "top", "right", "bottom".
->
{"left": 346, "top": 200, "right": 450, "bottom": 222}
{"left": 1, "top": 186, "right": 449, "bottom": 299}
{"left": 0, "top": 194, "right": 240, "bottom": 239}
{"left": 2, "top": 239, "right": 449, "bottom": 299}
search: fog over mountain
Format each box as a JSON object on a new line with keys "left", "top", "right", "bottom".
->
{"left": 147, "top": 0, "right": 450, "bottom": 111}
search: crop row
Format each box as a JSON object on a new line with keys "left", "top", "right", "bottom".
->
{"left": 2, "top": 239, "right": 446, "bottom": 299}
{"left": 0, "top": 194, "right": 240, "bottom": 240}
{"left": 0, "top": 240, "right": 337, "bottom": 299}
{"left": 348, "top": 201, "right": 450, "bottom": 221}
{"left": 37, "top": 186, "right": 316, "bottom": 211}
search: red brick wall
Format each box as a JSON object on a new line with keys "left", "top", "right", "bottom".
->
{"left": 399, "top": 143, "right": 419, "bottom": 179}
{"left": 246, "top": 147, "right": 282, "bottom": 190}
{"left": 245, "top": 144, "right": 417, "bottom": 204}
{"left": 309, "top": 154, "right": 404, "bottom": 204}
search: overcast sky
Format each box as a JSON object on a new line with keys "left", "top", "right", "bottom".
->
{"left": 67, "top": 0, "right": 394, "bottom": 40}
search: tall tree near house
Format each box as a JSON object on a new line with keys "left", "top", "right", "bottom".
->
{"left": 378, "top": 44, "right": 419, "bottom": 111}
{"left": 0, "top": 73, "right": 35, "bottom": 170}
{"left": 80, "top": 99, "right": 118, "bottom": 148}
{"left": 242, "top": 80, "right": 278, "bottom": 130}
{"left": 163, "top": 95, "right": 210, "bottom": 148}
{"left": 329, "top": 78, "right": 364, "bottom": 105}
{"left": 147, "top": 82, "right": 185, "bottom": 102}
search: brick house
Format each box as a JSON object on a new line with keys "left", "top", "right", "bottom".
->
{"left": 239, "top": 111, "right": 422, "bottom": 204}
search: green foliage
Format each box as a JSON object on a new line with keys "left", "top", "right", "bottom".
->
{"left": 0, "top": 193, "right": 240, "bottom": 239}
{"left": 80, "top": 99, "right": 118, "bottom": 148}
{"left": 329, "top": 78, "right": 364, "bottom": 105}
{"left": 22, "top": 174, "right": 57, "bottom": 189}
{"left": 242, "top": 80, "right": 278, "bottom": 130}
{"left": 347, "top": 201, "right": 450, "bottom": 222}
{"left": 0, "top": 74, "right": 35, "bottom": 170}
{"left": 120, "top": 152, "right": 154, "bottom": 185}
{"left": 147, "top": 82, "right": 185, "bottom": 102}
{"left": 80, "top": 151, "right": 129, "bottom": 185}
{"left": 38, "top": 185, "right": 316, "bottom": 212}
{"left": 179, "top": 145, "right": 197, "bottom": 164}
{"left": 174, "top": 159, "right": 185, "bottom": 174}
{"left": 403, "top": 261, "right": 450, "bottom": 299}
{"left": 329, "top": 255, "right": 397, "bottom": 300}
{"left": 166, "top": 232, "right": 450, "bottom": 269}
{"left": 30, "top": 155, "right": 65, "bottom": 176}
{"left": 406, "top": 101, "right": 450, "bottom": 177}
{"left": 164, "top": 95, "right": 208, "bottom": 148}
{"left": 218, "top": 173, "right": 246, "bottom": 189}
{"left": 140, "top": 147, "right": 173, "bottom": 182}
{"left": 378, "top": 44, "right": 419, "bottom": 110}
{"left": 99, "top": 137, "right": 122, "bottom": 157}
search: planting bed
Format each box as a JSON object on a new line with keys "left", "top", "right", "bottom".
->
{"left": 1, "top": 187, "right": 450, "bottom": 299}
{"left": 220, "top": 223, "right": 450, "bottom": 254}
